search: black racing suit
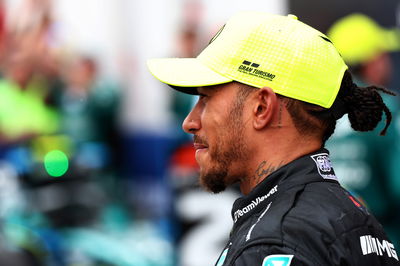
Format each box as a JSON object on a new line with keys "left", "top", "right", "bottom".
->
{"left": 215, "top": 148, "right": 400, "bottom": 265}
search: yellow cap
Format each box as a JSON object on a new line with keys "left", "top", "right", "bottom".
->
{"left": 328, "top": 13, "right": 400, "bottom": 65}
{"left": 148, "top": 12, "right": 348, "bottom": 108}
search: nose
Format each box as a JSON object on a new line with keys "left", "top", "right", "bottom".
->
{"left": 182, "top": 103, "right": 201, "bottom": 134}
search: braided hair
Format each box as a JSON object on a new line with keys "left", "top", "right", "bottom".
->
{"left": 337, "top": 71, "right": 395, "bottom": 135}
{"left": 280, "top": 70, "right": 395, "bottom": 145}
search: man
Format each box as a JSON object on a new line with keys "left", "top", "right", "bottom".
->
{"left": 148, "top": 12, "right": 399, "bottom": 265}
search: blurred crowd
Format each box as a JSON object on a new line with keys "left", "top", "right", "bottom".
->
{"left": 0, "top": 1, "right": 167, "bottom": 265}
{"left": 0, "top": 0, "right": 399, "bottom": 266}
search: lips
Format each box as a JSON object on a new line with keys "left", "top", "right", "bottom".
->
{"left": 194, "top": 143, "right": 208, "bottom": 150}
{"left": 193, "top": 135, "right": 208, "bottom": 150}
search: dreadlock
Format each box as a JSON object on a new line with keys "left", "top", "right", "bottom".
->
{"left": 280, "top": 70, "right": 395, "bottom": 145}
{"left": 338, "top": 71, "right": 395, "bottom": 135}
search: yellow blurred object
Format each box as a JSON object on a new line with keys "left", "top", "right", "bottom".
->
{"left": 0, "top": 79, "right": 59, "bottom": 140}
{"left": 31, "top": 135, "right": 73, "bottom": 162}
{"left": 148, "top": 12, "right": 348, "bottom": 108}
{"left": 327, "top": 13, "right": 400, "bottom": 66}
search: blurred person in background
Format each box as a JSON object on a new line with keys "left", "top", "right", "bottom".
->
{"left": 0, "top": 1, "right": 62, "bottom": 264}
{"left": 149, "top": 12, "right": 399, "bottom": 265}
{"left": 0, "top": 0, "right": 60, "bottom": 146}
{"left": 0, "top": 52, "right": 59, "bottom": 172}
{"left": 326, "top": 13, "right": 400, "bottom": 250}
{"left": 57, "top": 56, "right": 120, "bottom": 176}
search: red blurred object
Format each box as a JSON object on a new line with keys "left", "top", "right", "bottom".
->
{"left": 171, "top": 143, "right": 198, "bottom": 170}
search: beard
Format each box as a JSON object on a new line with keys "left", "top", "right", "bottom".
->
{"left": 198, "top": 101, "right": 250, "bottom": 193}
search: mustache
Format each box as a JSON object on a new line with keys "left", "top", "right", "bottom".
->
{"left": 193, "top": 135, "right": 208, "bottom": 146}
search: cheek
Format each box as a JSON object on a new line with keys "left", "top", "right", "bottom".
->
{"left": 201, "top": 104, "right": 230, "bottom": 128}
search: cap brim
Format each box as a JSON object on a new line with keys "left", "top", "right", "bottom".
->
{"left": 147, "top": 58, "right": 232, "bottom": 95}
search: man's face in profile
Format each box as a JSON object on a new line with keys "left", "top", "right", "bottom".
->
{"left": 182, "top": 83, "right": 251, "bottom": 193}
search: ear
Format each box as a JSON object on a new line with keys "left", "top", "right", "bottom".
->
{"left": 252, "top": 87, "right": 278, "bottom": 130}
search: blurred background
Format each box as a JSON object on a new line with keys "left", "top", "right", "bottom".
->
{"left": 0, "top": 0, "right": 398, "bottom": 265}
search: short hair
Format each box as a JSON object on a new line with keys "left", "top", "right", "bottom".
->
{"left": 234, "top": 70, "right": 394, "bottom": 145}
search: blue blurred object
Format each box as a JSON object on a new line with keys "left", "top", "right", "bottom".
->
{"left": 122, "top": 131, "right": 177, "bottom": 220}
{"left": 2, "top": 146, "right": 33, "bottom": 175}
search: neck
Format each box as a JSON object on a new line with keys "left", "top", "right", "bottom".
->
{"left": 239, "top": 135, "right": 321, "bottom": 195}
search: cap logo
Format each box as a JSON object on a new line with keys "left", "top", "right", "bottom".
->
{"left": 238, "top": 60, "right": 275, "bottom": 81}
